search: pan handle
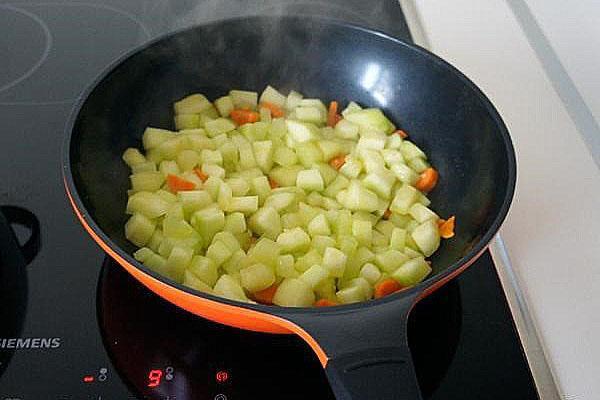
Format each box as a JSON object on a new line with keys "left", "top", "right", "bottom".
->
{"left": 283, "top": 292, "right": 422, "bottom": 400}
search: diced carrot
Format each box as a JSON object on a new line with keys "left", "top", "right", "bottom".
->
{"left": 374, "top": 279, "right": 403, "bottom": 299}
{"left": 252, "top": 284, "right": 279, "bottom": 305}
{"left": 327, "top": 101, "right": 341, "bottom": 127}
{"left": 268, "top": 177, "right": 279, "bottom": 189}
{"left": 260, "top": 101, "right": 285, "bottom": 118}
{"left": 193, "top": 167, "right": 209, "bottom": 182}
{"left": 415, "top": 167, "right": 439, "bottom": 192}
{"left": 166, "top": 174, "right": 196, "bottom": 192}
{"left": 230, "top": 109, "right": 260, "bottom": 125}
{"left": 315, "top": 299, "right": 338, "bottom": 307}
{"left": 394, "top": 129, "right": 408, "bottom": 138}
{"left": 383, "top": 209, "right": 392, "bottom": 220}
{"left": 329, "top": 154, "right": 347, "bottom": 170}
{"left": 438, "top": 216, "right": 456, "bottom": 239}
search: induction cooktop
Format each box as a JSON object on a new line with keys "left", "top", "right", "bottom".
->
{"left": 0, "top": 1, "right": 538, "bottom": 399}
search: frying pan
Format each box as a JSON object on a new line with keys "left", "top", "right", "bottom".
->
{"left": 63, "top": 16, "right": 516, "bottom": 399}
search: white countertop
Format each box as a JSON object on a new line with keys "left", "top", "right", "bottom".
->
{"left": 401, "top": 1, "right": 600, "bottom": 399}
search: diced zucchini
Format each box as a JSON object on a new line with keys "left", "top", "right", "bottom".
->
{"left": 277, "top": 254, "right": 298, "bottom": 278}
{"left": 174, "top": 94, "right": 212, "bottom": 114}
{"left": 249, "top": 206, "right": 282, "bottom": 239}
{"left": 334, "top": 119, "right": 359, "bottom": 139}
{"left": 130, "top": 172, "right": 165, "bottom": 192}
{"left": 175, "top": 114, "right": 201, "bottom": 130}
{"left": 352, "top": 219, "right": 373, "bottom": 246}
{"left": 273, "top": 146, "right": 298, "bottom": 167}
{"left": 126, "top": 192, "right": 170, "bottom": 219}
{"left": 300, "top": 264, "right": 329, "bottom": 289}
{"left": 339, "top": 156, "right": 362, "bottom": 179}
{"left": 252, "top": 140, "right": 274, "bottom": 173}
{"left": 362, "top": 169, "right": 395, "bottom": 199}
{"left": 183, "top": 270, "right": 214, "bottom": 293}
{"left": 408, "top": 157, "right": 430, "bottom": 174}
{"left": 213, "top": 274, "right": 250, "bottom": 302}
{"left": 247, "top": 238, "right": 281, "bottom": 268}
{"left": 295, "top": 106, "right": 325, "bottom": 124}
{"left": 285, "top": 120, "right": 319, "bottom": 143}
{"left": 341, "top": 101, "right": 362, "bottom": 117}
{"left": 296, "top": 169, "right": 324, "bottom": 192}
{"left": 374, "top": 249, "right": 409, "bottom": 273}
{"left": 357, "top": 130, "right": 387, "bottom": 151}
{"left": 123, "top": 148, "right": 146, "bottom": 167}
{"left": 125, "top": 213, "right": 156, "bottom": 247}
{"left": 285, "top": 90, "right": 303, "bottom": 110}
{"left": 307, "top": 214, "right": 331, "bottom": 237}
{"left": 205, "top": 118, "right": 236, "bottom": 137}
{"left": 273, "top": 278, "right": 315, "bottom": 307}
{"left": 390, "top": 184, "right": 419, "bottom": 215}
{"left": 408, "top": 203, "right": 439, "bottom": 223}
{"left": 400, "top": 141, "right": 426, "bottom": 160}
{"left": 214, "top": 95, "right": 234, "bottom": 117}
{"left": 277, "top": 227, "right": 311, "bottom": 253}
{"left": 240, "top": 263, "right": 276, "bottom": 292}
{"left": 131, "top": 161, "right": 157, "bottom": 174}
{"left": 167, "top": 246, "right": 194, "bottom": 281}
{"left": 322, "top": 247, "right": 347, "bottom": 277}
{"left": 188, "top": 255, "right": 218, "bottom": 286}
{"left": 230, "top": 90, "right": 258, "bottom": 110}
{"left": 410, "top": 220, "right": 440, "bottom": 257}
{"left": 190, "top": 206, "right": 225, "bottom": 243}
{"left": 392, "top": 257, "right": 431, "bottom": 286}
{"left": 390, "top": 228, "right": 407, "bottom": 251}
{"left": 336, "top": 286, "right": 365, "bottom": 304}
{"left": 360, "top": 263, "right": 382, "bottom": 285}
{"left": 143, "top": 127, "right": 175, "bottom": 150}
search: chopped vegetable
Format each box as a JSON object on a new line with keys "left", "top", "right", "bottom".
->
{"left": 122, "top": 86, "right": 453, "bottom": 307}
{"left": 166, "top": 174, "right": 196, "bottom": 192}
{"left": 374, "top": 278, "right": 403, "bottom": 299}
{"left": 438, "top": 216, "right": 456, "bottom": 239}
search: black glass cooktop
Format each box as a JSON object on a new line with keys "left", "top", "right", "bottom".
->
{"left": 0, "top": 1, "right": 538, "bottom": 399}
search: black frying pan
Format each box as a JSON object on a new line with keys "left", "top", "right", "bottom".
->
{"left": 63, "top": 16, "right": 516, "bottom": 399}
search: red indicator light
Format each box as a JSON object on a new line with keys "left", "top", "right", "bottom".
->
{"left": 83, "top": 375, "right": 95, "bottom": 383}
{"left": 216, "top": 370, "right": 229, "bottom": 383}
{"left": 147, "top": 369, "right": 163, "bottom": 388}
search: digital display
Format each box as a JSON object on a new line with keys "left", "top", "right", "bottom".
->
{"left": 147, "top": 369, "right": 163, "bottom": 388}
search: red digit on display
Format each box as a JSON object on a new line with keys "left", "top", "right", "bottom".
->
{"left": 147, "top": 369, "right": 163, "bottom": 388}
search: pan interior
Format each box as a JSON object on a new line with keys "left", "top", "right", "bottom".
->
{"left": 69, "top": 17, "right": 513, "bottom": 278}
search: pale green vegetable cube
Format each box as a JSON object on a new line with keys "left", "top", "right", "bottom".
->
{"left": 342, "top": 246, "right": 374, "bottom": 281}
{"left": 220, "top": 142, "right": 239, "bottom": 170}
{"left": 342, "top": 180, "right": 379, "bottom": 212}
{"left": 227, "top": 196, "right": 259, "bottom": 214}
{"left": 338, "top": 236, "right": 359, "bottom": 258}
{"left": 285, "top": 120, "right": 319, "bottom": 143}
{"left": 240, "top": 263, "right": 276, "bottom": 292}
{"left": 273, "top": 278, "right": 315, "bottom": 307}
{"left": 374, "top": 220, "right": 395, "bottom": 238}
{"left": 345, "top": 108, "right": 395, "bottom": 134}
{"left": 206, "top": 240, "right": 233, "bottom": 267}
{"left": 386, "top": 133, "right": 403, "bottom": 149}
{"left": 211, "top": 133, "right": 228, "bottom": 148}
{"left": 322, "top": 247, "right": 347, "bottom": 277}
{"left": 214, "top": 95, "right": 234, "bottom": 117}
{"left": 273, "top": 146, "right": 298, "bottom": 167}
{"left": 390, "top": 228, "right": 407, "bottom": 251}
{"left": 389, "top": 213, "right": 412, "bottom": 228}
{"left": 251, "top": 176, "right": 271, "bottom": 204}
{"left": 334, "top": 210, "right": 352, "bottom": 236}
{"left": 147, "top": 228, "right": 164, "bottom": 253}
{"left": 341, "top": 101, "right": 362, "bottom": 117}
{"left": 205, "top": 118, "right": 236, "bottom": 137}
{"left": 252, "top": 140, "right": 274, "bottom": 173}
{"left": 372, "top": 230, "right": 389, "bottom": 247}
{"left": 142, "top": 127, "right": 175, "bottom": 150}
{"left": 125, "top": 213, "right": 156, "bottom": 247}
{"left": 214, "top": 274, "right": 250, "bottom": 302}
{"left": 217, "top": 182, "right": 233, "bottom": 210}
{"left": 249, "top": 206, "right": 281, "bottom": 239}
{"left": 224, "top": 212, "right": 247, "bottom": 234}
{"left": 222, "top": 249, "right": 247, "bottom": 274}
{"left": 358, "top": 149, "right": 385, "bottom": 173}
{"left": 360, "top": 263, "right": 382, "bottom": 285}
{"left": 126, "top": 192, "right": 170, "bottom": 219}
{"left": 307, "top": 214, "right": 331, "bottom": 237}
{"left": 392, "top": 257, "right": 431, "bottom": 286}
{"left": 295, "top": 106, "right": 325, "bottom": 124}
{"left": 381, "top": 149, "right": 404, "bottom": 167}
{"left": 130, "top": 172, "right": 164, "bottom": 192}
{"left": 336, "top": 286, "right": 365, "bottom": 304}
{"left": 408, "top": 203, "right": 439, "bottom": 223}
{"left": 390, "top": 184, "right": 419, "bottom": 214}
{"left": 315, "top": 279, "right": 337, "bottom": 302}
{"left": 391, "top": 163, "right": 419, "bottom": 185}
{"left": 260, "top": 85, "right": 286, "bottom": 107}
{"left": 404, "top": 247, "right": 423, "bottom": 259}
{"left": 204, "top": 176, "right": 223, "bottom": 200}
{"left": 183, "top": 270, "right": 214, "bottom": 294}
{"left": 348, "top": 277, "right": 373, "bottom": 299}
{"left": 418, "top": 193, "right": 431, "bottom": 207}
{"left": 131, "top": 161, "right": 157, "bottom": 174}
{"left": 264, "top": 192, "right": 296, "bottom": 212}
{"left": 213, "top": 232, "right": 241, "bottom": 252}
{"left": 285, "top": 90, "right": 303, "bottom": 110}
{"left": 322, "top": 197, "right": 342, "bottom": 210}
{"left": 133, "top": 247, "right": 154, "bottom": 263}
{"left": 230, "top": 90, "right": 258, "bottom": 110}
{"left": 159, "top": 160, "right": 180, "bottom": 177}
{"left": 357, "top": 130, "right": 386, "bottom": 151}
{"left": 311, "top": 235, "right": 337, "bottom": 254}
{"left": 277, "top": 227, "right": 311, "bottom": 253}
{"left": 188, "top": 255, "right": 218, "bottom": 286}
{"left": 163, "top": 216, "right": 196, "bottom": 239}
{"left": 400, "top": 141, "right": 426, "bottom": 160}
{"left": 167, "top": 246, "right": 194, "bottom": 281}
{"left": 245, "top": 237, "right": 279, "bottom": 267}
{"left": 334, "top": 119, "right": 359, "bottom": 139}
{"left": 295, "top": 250, "right": 322, "bottom": 272}
{"left": 411, "top": 220, "right": 440, "bottom": 257}
{"left": 374, "top": 249, "right": 409, "bottom": 273}
{"left": 174, "top": 94, "right": 212, "bottom": 114}
{"left": 269, "top": 165, "right": 303, "bottom": 187}
{"left": 296, "top": 142, "right": 323, "bottom": 167}
{"left": 296, "top": 169, "right": 324, "bottom": 192}
{"left": 175, "top": 114, "right": 201, "bottom": 130}
{"left": 191, "top": 206, "right": 225, "bottom": 242}
{"left": 176, "top": 149, "right": 200, "bottom": 171}
{"left": 201, "top": 149, "right": 223, "bottom": 165}
{"left": 323, "top": 175, "right": 350, "bottom": 198}
{"left": 123, "top": 148, "right": 146, "bottom": 167}
{"left": 277, "top": 255, "right": 298, "bottom": 278}
{"left": 317, "top": 140, "right": 345, "bottom": 161}
{"left": 408, "top": 157, "right": 430, "bottom": 174}
{"left": 300, "top": 264, "right": 329, "bottom": 289}
{"left": 362, "top": 170, "right": 395, "bottom": 199}
{"left": 352, "top": 219, "right": 372, "bottom": 246}
{"left": 281, "top": 212, "right": 302, "bottom": 229}
{"left": 235, "top": 138, "right": 257, "bottom": 170}
{"left": 339, "top": 156, "right": 362, "bottom": 179}
{"left": 225, "top": 178, "right": 250, "bottom": 196}
{"left": 202, "top": 163, "right": 225, "bottom": 179}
